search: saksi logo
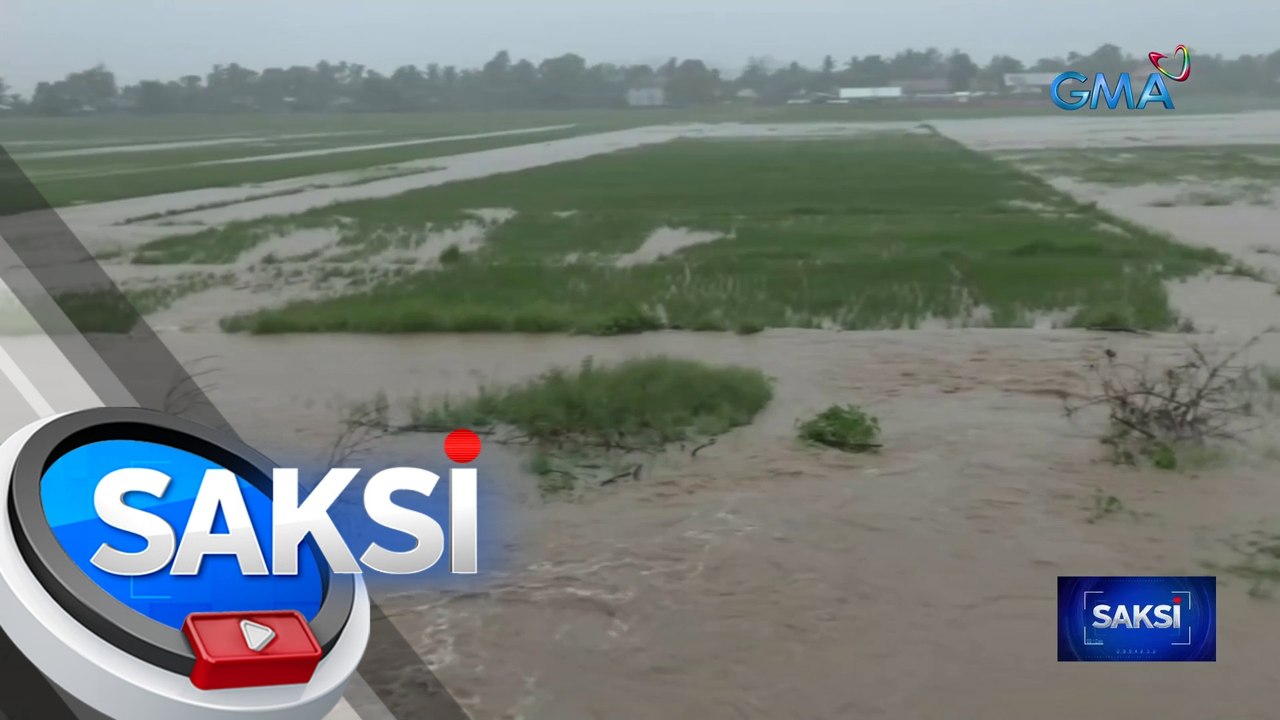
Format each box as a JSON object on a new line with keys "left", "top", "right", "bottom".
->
{"left": 90, "top": 465, "right": 478, "bottom": 577}
{"left": 87, "top": 428, "right": 486, "bottom": 578}
{"left": 1057, "top": 576, "right": 1216, "bottom": 662}
{"left": 1091, "top": 600, "right": 1182, "bottom": 629}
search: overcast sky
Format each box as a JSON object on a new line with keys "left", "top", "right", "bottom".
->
{"left": 2, "top": 0, "right": 1272, "bottom": 94}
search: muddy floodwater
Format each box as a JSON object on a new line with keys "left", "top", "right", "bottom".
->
{"left": 159, "top": 327, "right": 1280, "bottom": 720}
{"left": 11, "top": 110, "right": 1280, "bottom": 719}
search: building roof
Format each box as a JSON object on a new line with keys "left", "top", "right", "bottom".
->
{"left": 890, "top": 78, "right": 951, "bottom": 93}
{"left": 1003, "top": 72, "right": 1060, "bottom": 87}
{"left": 839, "top": 86, "right": 903, "bottom": 99}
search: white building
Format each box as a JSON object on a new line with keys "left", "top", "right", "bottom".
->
{"left": 626, "top": 87, "right": 667, "bottom": 107}
{"left": 838, "top": 87, "right": 904, "bottom": 101}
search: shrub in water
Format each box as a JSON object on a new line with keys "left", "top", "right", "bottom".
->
{"left": 798, "top": 404, "right": 881, "bottom": 453}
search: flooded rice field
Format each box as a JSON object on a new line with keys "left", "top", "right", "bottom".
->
{"left": 8, "top": 109, "right": 1280, "bottom": 718}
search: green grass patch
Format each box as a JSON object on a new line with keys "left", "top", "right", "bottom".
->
{"left": 798, "top": 404, "right": 881, "bottom": 452}
{"left": 412, "top": 356, "right": 772, "bottom": 448}
{"left": 53, "top": 290, "right": 142, "bottom": 333}
{"left": 134, "top": 209, "right": 484, "bottom": 265}
{"left": 124, "top": 273, "right": 235, "bottom": 314}
{"left": 134, "top": 216, "right": 314, "bottom": 264}
{"left": 218, "top": 133, "right": 1223, "bottom": 335}
{"left": 46, "top": 273, "right": 233, "bottom": 333}
{"left": 411, "top": 356, "right": 773, "bottom": 495}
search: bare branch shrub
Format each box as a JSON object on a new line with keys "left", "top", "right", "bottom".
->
{"left": 327, "top": 391, "right": 391, "bottom": 467}
{"left": 1065, "top": 335, "right": 1269, "bottom": 468}
{"left": 164, "top": 355, "right": 222, "bottom": 416}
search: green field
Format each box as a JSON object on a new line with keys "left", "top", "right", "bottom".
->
{"left": 0, "top": 109, "right": 645, "bottom": 145}
{"left": 13, "top": 128, "right": 596, "bottom": 206}
{"left": 5, "top": 91, "right": 1269, "bottom": 147}
{"left": 0, "top": 105, "right": 1046, "bottom": 145}
{"left": 5, "top": 98, "right": 1269, "bottom": 207}
{"left": 0, "top": 104, "right": 1067, "bottom": 206}
{"left": 2, "top": 109, "right": 664, "bottom": 206}
{"left": 119, "top": 130, "right": 1225, "bottom": 334}
{"left": 4, "top": 91, "right": 1265, "bottom": 148}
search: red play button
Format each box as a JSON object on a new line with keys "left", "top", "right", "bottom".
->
{"left": 182, "top": 610, "right": 323, "bottom": 690}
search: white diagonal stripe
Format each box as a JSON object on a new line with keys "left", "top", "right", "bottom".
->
{"left": 0, "top": 342, "right": 54, "bottom": 417}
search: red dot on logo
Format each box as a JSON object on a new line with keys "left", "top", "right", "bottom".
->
{"left": 444, "top": 429, "right": 482, "bottom": 464}
{"left": 1172, "top": 597, "right": 1181, "bottom": 603}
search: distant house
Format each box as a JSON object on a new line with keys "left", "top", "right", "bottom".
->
{"left": 0, "top": 104, "right": 12, "bottom": 115}
{"left": 1002, "top": 72, "right": 1060, "bottom": 95}
{"left": 890, "top": 78, "right": 952, "bottom": 95}
{"left": 786, "top": 90, "right": 841, "bottom": 104}
{"left": 626, "top": 87, "right": 667, "bottom": 108}
{"left": 109, "top": 95, "right": 137, "bottom": 112}
{"left": 838, "top": 87, "right": 903, "bottom": 101}
{"left": 735, "top": 88, "right": 759, "bottom": 102}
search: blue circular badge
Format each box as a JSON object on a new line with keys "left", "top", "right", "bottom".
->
{"left": 7, "top": 407, "right": 355, "bottom": 675}
{"left": 41, "top": 439, "right": 324, "bottom": 629}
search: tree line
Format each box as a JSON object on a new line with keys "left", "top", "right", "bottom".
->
{"left": 2, "top": 44, "right": 1278, "bottom": 116}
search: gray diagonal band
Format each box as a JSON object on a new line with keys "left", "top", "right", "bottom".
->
{"left": 0, "top": 144, "right": 468, "bottom": 720}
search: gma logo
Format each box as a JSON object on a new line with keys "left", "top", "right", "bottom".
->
{"left": 1051, "top": 72, "right": 1175, "bottom": 111}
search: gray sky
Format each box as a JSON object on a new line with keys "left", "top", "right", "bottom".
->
{"left": 2, "top": 0, "right": 1272, "bottom": 95}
